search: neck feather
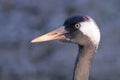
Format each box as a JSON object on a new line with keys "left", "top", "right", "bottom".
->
{"left": 73, "top": 44, "right": 98, "bottom": 80}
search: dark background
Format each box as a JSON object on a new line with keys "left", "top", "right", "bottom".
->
{"left": 0, "top": 0, "right": 120, "bottom": 80}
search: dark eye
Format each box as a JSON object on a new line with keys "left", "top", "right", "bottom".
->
{"left": 75, "top": 23, "right": 81, "bottom": 29}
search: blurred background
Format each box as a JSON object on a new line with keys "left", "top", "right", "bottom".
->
{"left": 0, "top": 0, "right": 120, "bottom": 80}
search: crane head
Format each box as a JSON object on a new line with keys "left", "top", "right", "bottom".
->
{"left": 31, "top": 16, "right": 100, "bottom": 46}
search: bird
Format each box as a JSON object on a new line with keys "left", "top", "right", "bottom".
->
{"left": 31, "top": 15, "right": 101, "bottom": 80}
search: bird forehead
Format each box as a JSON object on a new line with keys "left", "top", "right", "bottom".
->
{"left": 63, "top": 16, "right": 86, "bottom": 26}
{"left": 63, "top": 16, "right": 90, "bottom": 32}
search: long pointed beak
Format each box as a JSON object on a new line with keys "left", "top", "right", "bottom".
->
{"left": 31, "top": 27, "right": 68, "bottom": 43}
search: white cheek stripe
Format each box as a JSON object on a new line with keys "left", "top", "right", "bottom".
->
{"left": 79, "top": 18, "right": 100, "bottom": 45}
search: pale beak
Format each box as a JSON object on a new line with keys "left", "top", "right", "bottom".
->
{"left": 31, "top": 27, "right": 68, "bottom": 43}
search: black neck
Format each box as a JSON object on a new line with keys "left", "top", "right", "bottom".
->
{"left": 73, "top": 44, "right": 97, "bottom": 80}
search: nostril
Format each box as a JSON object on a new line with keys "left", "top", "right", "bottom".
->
{"left": 50, "top": 33, "right": 57, "bottom": 35}
{"left": 53, "top": 33, "right": 57, "bottom": 35}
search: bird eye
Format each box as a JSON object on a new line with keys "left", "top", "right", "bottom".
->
{"left": 75, "top": 23, "right": 81, "bottom": 29}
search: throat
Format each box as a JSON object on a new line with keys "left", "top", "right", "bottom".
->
{"left": 73, "top": 44, "right": 97, "bottom": 80}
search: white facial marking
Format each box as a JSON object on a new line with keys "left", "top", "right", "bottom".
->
{"left": 80, "top": 17, "right": 100, "bottom": 45}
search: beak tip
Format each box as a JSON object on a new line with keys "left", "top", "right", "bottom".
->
{"left": 31, "top": 41, "right": 33, "bottom": 43}
{"left": 31, "top": 40, "right": 36, "bottom": 43}
{"left": 31, "top": 40, "right": 34, "bottom": 43}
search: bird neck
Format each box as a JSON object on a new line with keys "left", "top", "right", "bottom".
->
{"left": 73, "top": 44, "right": 98, "bottom": 80}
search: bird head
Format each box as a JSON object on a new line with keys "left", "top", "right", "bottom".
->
{"left": 31, "top": 16, "right": 100, "bottom": 46}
